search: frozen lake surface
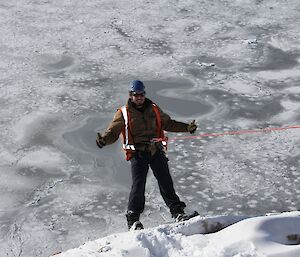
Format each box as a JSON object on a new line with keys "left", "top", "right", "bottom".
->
{"left": 0, "top": 0, "right": 300, "bottom": 256}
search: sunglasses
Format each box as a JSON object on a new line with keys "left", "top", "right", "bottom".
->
{"left": 132, "top": 92, "right": 145, "bottom": 97}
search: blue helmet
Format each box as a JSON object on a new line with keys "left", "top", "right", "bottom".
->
{"left": 129, "top": 80, "right": 145, "bottom": 93}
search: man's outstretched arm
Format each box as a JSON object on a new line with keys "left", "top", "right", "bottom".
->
{"left": 159, "top": 107, "right": 197, "bottom": 134}
{"left": 96, "top": 110, "right": 125, "bottom": 148}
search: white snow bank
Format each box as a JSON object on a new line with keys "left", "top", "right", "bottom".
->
{"left": 53, "top": 211, "right": 300, "bottom": 257}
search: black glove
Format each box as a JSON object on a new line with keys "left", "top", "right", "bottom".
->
{"left": 96, "top": 133, "right": 106, "bottom": 148}
{"left": 187, "top": 120, "right": 197, "bottom": 134}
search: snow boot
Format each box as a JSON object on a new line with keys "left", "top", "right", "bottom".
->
{"left": 126, "top": 211, "right": 143, "bottom": 230}
{"left": 170, "top": 204, "right": 186, "bottom": 221}
{"left": 130, "top": 221, "right": 144, "bottom": 231}
{"left": 171, "top": 205, "right": 199, "bottom": 222}
{"left": 175, "top": 211, "right": 200, "bottom": 222}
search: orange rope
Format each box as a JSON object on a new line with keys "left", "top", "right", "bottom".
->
{"left": 168, "top": 125, "right": 300, "bottom": 142}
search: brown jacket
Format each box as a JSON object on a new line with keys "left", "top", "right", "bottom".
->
{"left": 102, "top": 98, "right": 188, "bottom": 151}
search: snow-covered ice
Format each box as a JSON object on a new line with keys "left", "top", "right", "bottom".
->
{"left": 1, "top": 0, "right": 300, "bottom": 256}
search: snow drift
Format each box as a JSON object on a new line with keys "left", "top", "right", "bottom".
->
{"left": 53, "top": 211, "right": 300, "bottom": 257}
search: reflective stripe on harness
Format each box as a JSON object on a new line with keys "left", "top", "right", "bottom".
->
{"left": 120, "top": 106, "right": 136, "bottom": 151}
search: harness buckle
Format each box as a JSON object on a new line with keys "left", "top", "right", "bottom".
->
{"left": 151, "top": 137, "right": 168, "bottom": 150}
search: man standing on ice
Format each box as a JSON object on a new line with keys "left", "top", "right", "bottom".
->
{"left": 96, "top": 80, "right": 197, "bottom": 230}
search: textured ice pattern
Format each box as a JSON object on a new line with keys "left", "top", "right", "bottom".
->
{"left": 0, "top": 0, "right": 300, "bottom": 256}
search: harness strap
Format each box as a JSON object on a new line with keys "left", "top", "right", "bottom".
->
{"left": 152, "top": 103, "right": 168, "bottom": 148}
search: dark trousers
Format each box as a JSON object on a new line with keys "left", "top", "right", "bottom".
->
{"left": 127, "top": 149, "right": 185, "bottom": 214}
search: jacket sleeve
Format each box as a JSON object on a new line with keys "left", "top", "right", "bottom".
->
{"left": 158, "top": 107, "right": 189, "bottom": 132}
{"left": 102, "top": 109, "right": 125, "bottom": 145}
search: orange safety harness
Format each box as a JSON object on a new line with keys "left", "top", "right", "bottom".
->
{"left": 120, "top": 103, "right": 168, "bottom": 161}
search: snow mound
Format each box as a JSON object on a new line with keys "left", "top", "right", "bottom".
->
{"left": 52, "top": 211, "right": 300, "bottom": 257}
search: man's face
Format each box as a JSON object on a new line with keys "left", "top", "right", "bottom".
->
{"left": 130, "top": 91, "right": 145, "bottom": 107}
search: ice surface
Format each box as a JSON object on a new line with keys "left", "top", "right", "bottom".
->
{"left": 1, "top": 0, "right": 300, "bottom": 256}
